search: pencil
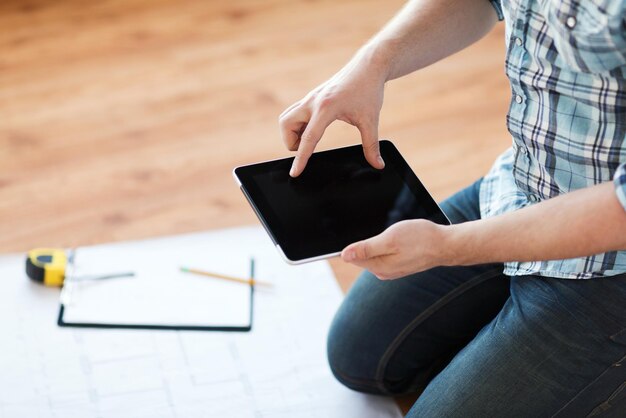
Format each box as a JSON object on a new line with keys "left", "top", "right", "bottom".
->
{"left": 180, "top": 264, "right": 271, "bottom": 287}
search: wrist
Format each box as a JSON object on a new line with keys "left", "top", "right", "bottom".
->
{"left": 354, "top": 41, "right": 396, "bottom": 83}
{"left": 438, "top": 222, "right": 476, "bottom": 267}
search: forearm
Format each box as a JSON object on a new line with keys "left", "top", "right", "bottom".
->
{"left": 446, "top": 182, "right": 626, "bottom": 266}
{"left": 355, "top": 0, "right": 500, "bottom": 82}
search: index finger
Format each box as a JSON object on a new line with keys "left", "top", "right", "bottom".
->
{"left": 290, "top": 112, "right": 332, "bottom": 177}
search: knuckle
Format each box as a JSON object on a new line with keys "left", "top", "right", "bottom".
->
{"left": 316, "top": 93, "right": 336, "bottom": 111}
{"left": 359, "top": 243, "right": 370, "bottom": 259}
{"left": 362, "top": 140, "right": 379, "bottom": 153}
{"left": 279, "top": 117, "right": 297, "bottom": 133}
{"left": 278, "top": 108, "right": 295, "bottom": 124}
{"left": 300, "top": 130, "right": 317, "bottom": 144}
{"left": 303, "top": 89, "right": 318, "bottom": 103}
{"left": 384, "top": 227, "right": 397, "bottom": 244}
{"left": 281, "top": 129, "right": 299, "bottom": 150}
{"left": 318, "top": 96, "right": 333, "bottom": 109}
{"left": 356, "top": 113, "right": 374, "bottom": 126}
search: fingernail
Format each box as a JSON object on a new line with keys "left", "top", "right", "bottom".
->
{"left": 377, "top": 156, "right": 385, "bottom": 168}
{"left": 289, "top": 164, "right": 296, "bottom": 177}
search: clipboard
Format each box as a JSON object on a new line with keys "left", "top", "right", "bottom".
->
{"left": 57, "top": 232, "right": 255, "bottom": 332}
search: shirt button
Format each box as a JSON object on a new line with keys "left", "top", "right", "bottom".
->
{"left": 566, "top": 16, "right": 577, "bottom": 29}
{"left": 515, "top": 37, "right": 523, "bottom": 47}
{"left": 515, "top": 94, "right": 523, "bottom": 104}
{"left": 520, "top": 146, "right": 528, "bottom": 155}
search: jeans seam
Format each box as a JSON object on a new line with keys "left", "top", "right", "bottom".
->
{"left": 331, "top": 365, "right": 386, "bottom": 392}
{"left": 373, "top": 266, "right": 505, "bottom": 394}
{"left": 550, "top": 353, "right": 626, "bottom": 418}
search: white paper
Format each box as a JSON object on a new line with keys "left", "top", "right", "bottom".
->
{"left": 61, "top": 233, "right": 253, "bottom": 328}
{"left": 0, "top": 226, "right": 402, "bottom": 418}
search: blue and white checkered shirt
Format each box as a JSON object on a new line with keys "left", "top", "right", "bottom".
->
{"left": 481, "top": 0, "right": 626, "bottom": 279}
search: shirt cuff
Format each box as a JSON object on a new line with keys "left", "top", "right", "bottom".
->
{"left": 489, "top": 0, "right": 504, "bottom": 21}
{"left": 613, "top": 163, "right": 626, "bottom": 212}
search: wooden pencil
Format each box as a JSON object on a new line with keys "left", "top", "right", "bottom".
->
{"left": 180, "top": 266, "right": 271, "bottom": 287}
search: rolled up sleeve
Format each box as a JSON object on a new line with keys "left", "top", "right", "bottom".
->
{"left": 489, "top": 0, "right": 504, "bottom": 21}
{"left": 614, "top": 163, "right": 626, "bottom": 212}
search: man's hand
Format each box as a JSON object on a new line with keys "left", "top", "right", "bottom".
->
{"left": 341, "top": 219, "right": 450, "bottom": 280}
{"left": 278, "top": 0, "right": 500, "bottom": 177}
{"left": 279, "top": 55, "right": 387, "bottom": 177}
{"left": 340, "top": 182, "right": 626, "bottom": 281}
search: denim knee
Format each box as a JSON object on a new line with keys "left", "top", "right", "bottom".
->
{"left": 326, "top": 301, "right": 388, "bottom": 395}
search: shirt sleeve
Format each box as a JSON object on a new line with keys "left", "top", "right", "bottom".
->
{"left": 613, "top": 163, "right": 626, "bottom": 212}
{"left": 489, "top": 0, "right": 504, "bottom": 21}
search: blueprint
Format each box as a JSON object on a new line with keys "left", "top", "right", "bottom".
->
{"left": 0, "top": 226, "right": 402, "bottom": 418}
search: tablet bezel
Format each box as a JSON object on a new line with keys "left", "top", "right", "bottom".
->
{"left": 233, "top": 140, "right": 450, "bottom": 264}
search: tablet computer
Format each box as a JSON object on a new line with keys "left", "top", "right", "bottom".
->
{"left": 233, "top": 140, "right": 450, "bottom": 264}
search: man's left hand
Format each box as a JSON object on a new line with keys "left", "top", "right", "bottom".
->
{"left": 341, "top": 219, "right": 450, "bottom": 280}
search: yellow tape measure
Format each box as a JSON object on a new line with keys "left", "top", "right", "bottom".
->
{"left": 25, "top": 248, "right": 68, "bottom": 287}
{"left": 26, "top": 248, "right": 135, "bottom": 287}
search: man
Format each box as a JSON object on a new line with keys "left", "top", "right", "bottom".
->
{"left": 279, "top": 0, "right": 626, "bottom": 416}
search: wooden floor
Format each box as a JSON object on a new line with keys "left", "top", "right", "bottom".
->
{"left": 0, "top": 0, "right": 510, "bottom": 413}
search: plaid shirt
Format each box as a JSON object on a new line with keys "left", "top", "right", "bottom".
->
{"left": 481, "top": 0, "right": 626, "bottom": 279}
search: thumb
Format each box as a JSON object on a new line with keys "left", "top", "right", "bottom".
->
{"left": 342, "top": 234, "right": 388, "bottom": 262}
{"left": 357, "top": 120, "right": 384, "bottom": 170}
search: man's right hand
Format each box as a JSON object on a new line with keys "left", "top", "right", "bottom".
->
{"left": 279, "top": 0, "right": 500, "bottom": 177}
{"left": 279, "top": 53, "right": 388, "bottom": 177}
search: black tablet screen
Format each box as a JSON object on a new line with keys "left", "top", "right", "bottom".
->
{"left": 236, "top": 141, "right": 449, "bottom": 262}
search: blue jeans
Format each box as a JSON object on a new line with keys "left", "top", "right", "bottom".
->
{"left": 327, "top": 179, "right": 626, "bottom": 417}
